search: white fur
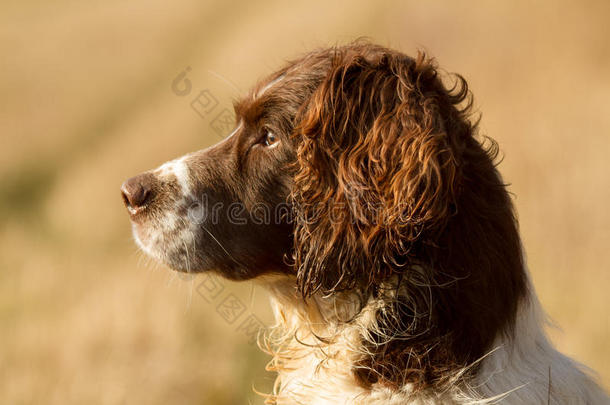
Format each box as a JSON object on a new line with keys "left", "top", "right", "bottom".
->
{"left": 136, "top": 156, "right": 199, "bottom": 263}
{"left": 476, "top": 284, "right": 608, "bottom": 404}
{"left": 155, "top": 156, "right": 192, "bottom": 198}
{"left": 261, "top": 272, "right": 608, "bottom": 404}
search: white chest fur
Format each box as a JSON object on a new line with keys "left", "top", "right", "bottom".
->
{"left": 260, "top": 277, "right": 607, "bottom": 405}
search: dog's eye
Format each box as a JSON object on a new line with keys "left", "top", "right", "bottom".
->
{"left": 263, "top": 131, "right": 278, "bottom": 147}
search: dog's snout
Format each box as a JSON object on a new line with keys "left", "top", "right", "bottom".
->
{"left": 121, "top": 174, "right": 154, "bottom": 214}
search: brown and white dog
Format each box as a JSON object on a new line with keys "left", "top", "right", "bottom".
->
{"left": 121, "top": 43, "right": 608, "bottom": 404}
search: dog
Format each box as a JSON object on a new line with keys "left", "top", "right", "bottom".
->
{"left": 121, "top": 42, "right": 608, "bottom": 404}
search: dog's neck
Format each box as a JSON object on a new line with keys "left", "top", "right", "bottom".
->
{"left": 259, "top": 274, "right": 606, "bottom": 405}
{"left": 260, "top": 275, "right": 469, "bottom": 404}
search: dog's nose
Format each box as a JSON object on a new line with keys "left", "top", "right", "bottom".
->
{"left": 121, "top": 174, "right": 154, "bottom": 214}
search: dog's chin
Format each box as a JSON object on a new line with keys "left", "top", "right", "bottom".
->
{"left": 142, "top": 246, "right": 207, "bottom": 274}
{"left": 131, "top": 223, "right": 205, "bottom": 272}
{"left": 162, "top": 255, "right": 204, "bottom": 274}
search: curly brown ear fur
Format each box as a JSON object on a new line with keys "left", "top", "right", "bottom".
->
{"left": 290, "top": 44, "right": 527, "bottom": 389}
{"left": 292, "top": 49, "right": 466, "bottom": 296}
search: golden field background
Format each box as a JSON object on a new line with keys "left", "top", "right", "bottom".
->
{"left": 1, "top": 0, "right": 609, "bottom": 403}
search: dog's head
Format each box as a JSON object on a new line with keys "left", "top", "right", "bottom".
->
{"left": 122, "top": 42, "right": 526, "bottom": 388}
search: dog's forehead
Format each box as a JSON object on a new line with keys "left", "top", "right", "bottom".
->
{"left": 240, "top": 69, "right": 326, "bottom": 115}
{"left": 254, "top": 74, "right": 285, "bottom": 99}
{"left": 233, "top": 56, "right": 332, "bottom": 126}
{"left": 233, "top": 74, "right": 287, "bottom": 121}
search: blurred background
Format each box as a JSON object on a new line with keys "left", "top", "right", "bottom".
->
{"left": 1, "top": 0, "right": 609, "bottom": 403}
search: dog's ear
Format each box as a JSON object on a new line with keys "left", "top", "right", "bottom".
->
{"left": 291, "top": 51, "right": 470, "bottom": 297}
